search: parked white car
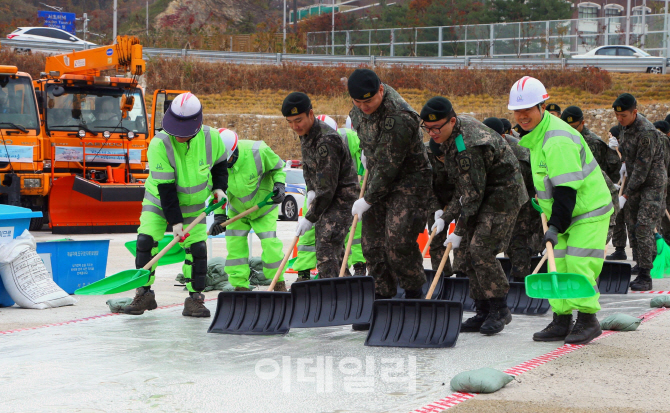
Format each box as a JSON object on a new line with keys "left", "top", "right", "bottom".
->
{"left": 572, "top": 45, "right": 666, "bottom": 74}
{"left": 6, "top": 27, "right": 95, "bottom": 52}
{"left": 279, "top": 167, "right": 306, "bottom": 221}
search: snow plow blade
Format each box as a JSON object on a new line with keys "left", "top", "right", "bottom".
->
{"left": 49, "top": 176, "right": 144, "bottom": 234}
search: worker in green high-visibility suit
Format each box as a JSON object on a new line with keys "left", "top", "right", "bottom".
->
{"left": 510, "top": 76, "right": 613, "bottom": 345}
{"left": 210, "top": 129, "right": 288, "bottom": 291}
{"left": 124, "top": 92, "right": 228, "bottom": 318}
{"left": 292, "top": 115, "right": 366, "bottom": 280}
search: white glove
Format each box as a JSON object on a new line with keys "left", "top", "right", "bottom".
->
{"left": 295, "top": 217, "right": 314, "bottom": 236}
{"left": 212, "top": 189, "right": 226, "bottom": 204}
{"left": 306, "top": 190, "right": 316, "bottom": 207}
{"left": 173, "top": 223, "right": 187, "bottom": 241}
{"left": 434, "top": 209, "right": 444, "bottom": 221}
{"left": 431, "top": 218, "right": 445, "bottom": 235}
{"left": 360, "top": 150, "right": 367, "bottom": 170}
{"left": 614, "top": 183, "right": 621, "bottom": 191}
{"left": 352, "top": 198, "right": 372, "bottom": 218}
{"left": 620, "top": 163, "right": 627, "bottom": 178}
{"left": 608, "top": 136, "right": 619, "bottom": 149}
{"left": 444, "top": 232, "right": 462, "bottom": 249}
{"left": 619, "top": 196, "right": 627, "bottom": 210}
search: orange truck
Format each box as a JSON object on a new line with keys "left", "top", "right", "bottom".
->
{"left": 1, "top": 36, "right": 186, "bottom": 234}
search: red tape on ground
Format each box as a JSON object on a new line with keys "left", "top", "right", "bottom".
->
{"left": 408, "top": 307, "right": 668, "bottom": 413}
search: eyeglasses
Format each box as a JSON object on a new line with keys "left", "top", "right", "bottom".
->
{"left": 420, "top": 120, "right": 449, "bottom": 134}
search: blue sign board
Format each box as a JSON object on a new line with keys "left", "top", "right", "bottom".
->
{"left": 37, "top": 11, "right": 76, "bottom": 35}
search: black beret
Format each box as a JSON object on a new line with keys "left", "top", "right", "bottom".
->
{"left": 499, "top": 118, "right": 512, "bottom": 133}
{"left": 546, "top": 103, "right": 561, "bottom": 113}
{"left": 347, "top": 69, "right": 381, "bottom": 100}
{"left": 281, "top": 92, "right": 311, "bottom": 117}
{"left": 420, "top": 97, "right": 453, "bottom": 122}
{"left": 513, "top": 124, "right": 529, "bottom": 138}
{"left": 654, "top": 121, "right": 670, "bottom": 135}
{"left": 483, "top": 117, "right": 504, "bottom": 136}
{"left": 561, "top": 106, "right": 584, "bottom": 124}
{"left": 609, "top": 126, "right": 620, "bottom": 138}
{"left": 613, "top": 93, "right": 636, "bottom": 112}
{"left": 428, "top": 138, "right": 443, "bottom": 157}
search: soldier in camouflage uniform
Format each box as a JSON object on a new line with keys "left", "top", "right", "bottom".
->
{"left": 606, "top": 125, "right": 630, "bottom": 260}
{"left": 425, "top": 139, "right": 457, "bottom": 273}
{"left": 483, "top": 117, "right": 539, "bottom": 282}
{"left": 614, "top": 93, "right": 667, "bottom": 291}
{"left": 561, "top": 106, "right": 622, "bottom": 242}
{"left": 422, "top": 98, "right": 528, "bottom": 336}
{"left": 347, "top": 69, "right": 432, "bottom": 321}
{"left": 283, "top": 92, "right": 360, "bottom": 279}
{"left": 653, "top": 120, "right": 670, "bottom": 246}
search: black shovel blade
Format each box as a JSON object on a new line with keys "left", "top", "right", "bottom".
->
{"left": 208, "top": 291, "right": 292, "bottom": 335}
{"left": 289, "top": 276, "right": 375, "bottom": 328}
{"left": 365, "top": 299, "right": 463, "bottom": 348}
{"left": 506, "top": 282, "right": 550, "bottom": 315}
{"left": 441, "top": 277, "right": 475, "bottom": 311}
{"left": 394, "top": 269, "right": 443, "bottom": 299}
{"left": 498, "top": 256, "right": 546, "bottom": 280}
{"left": 497, "top": 257, "right": 512, "bottom": 277}
{"left": 597, "top": 261, "right": 631, "bottom": 294}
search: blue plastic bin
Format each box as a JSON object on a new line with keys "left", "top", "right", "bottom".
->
{"left": 0, "top": 205, "right": 42, "bottom": 307}
{"left": 36, "top": 239, "right": 110, "bottom": 294}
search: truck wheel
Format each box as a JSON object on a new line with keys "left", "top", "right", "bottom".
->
{"left": 29, "top": 216, "right": 44, "bottom": 231}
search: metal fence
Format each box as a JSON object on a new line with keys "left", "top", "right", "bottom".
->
{"left": 306, "top": 13, "right": 670, "bottom": 58}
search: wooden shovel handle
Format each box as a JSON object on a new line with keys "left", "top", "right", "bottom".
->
{"left": 426, "top": 242, "right": 453, "bottom": 300}
{"left": 268, "top": 236, "right": 300, "bottom": 292}
{"left": 206, "top": 204, "right": 261, "bottom": 236}
{"left": 532, "top": 253, "right": 549, "bottom": 275}
{"left": 144, "top": 209, "right": 209, "bottom": 270}
{"left": 340, "top": 170, "right": 369, "bottom": 277}
{"left": 422, "top": 205, "right": 450, "bottom": 258}
{"left": 539, "top": 209, "right": 557, "bottom": 273}
{"left": 618, "top": 176, "right": 626, "bottom": 197}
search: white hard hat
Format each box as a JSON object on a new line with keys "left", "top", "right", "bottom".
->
{"left": 508, "top": 76, "right": 550, "bottom": 111}
{"left": 218, "top": 128, "right": 239, "bottom": 161}
{"left": 316, "top": 114, "right": 338, "bottom": 131}
{"left": 162, "top": 92, "right": 203, "bottom": 138}
{"left": 345, "top": 115, "right": 352, "bottom": 129}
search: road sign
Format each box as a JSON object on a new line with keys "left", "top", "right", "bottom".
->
{"left": 38, "top": 11, "right": 76, "bottom": 35}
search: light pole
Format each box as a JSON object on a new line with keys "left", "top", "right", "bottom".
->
{"left": 332, "top": 0, "right": 335, "bottom": 55}
{"left": 146, "top": 0, "right": 149, "bottom": 36}
{"left": 283, "top": 0, "right": 286, "bottom": 53}
{"left": 625, "top": 0, "right": 631, "bottom": 45}
{"left": 113, "top": 0, "right": 117, "bottom": 42}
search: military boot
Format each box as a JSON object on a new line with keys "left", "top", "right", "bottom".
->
{"left": 460, "top": 300, "right": 490, "bottom": 332}
{"left": 630, "top": 268, "right": 652, "bottom": 291}
{"left": 273, "top": 281, "right": 287, "bottom": 292}
{"left": 606, "top": 247, "right": 627, "bottom": 260}
{"left": 631, "top": 264, "right": 639, "bottom": 275}
{"left": 183, "top": 293, "right": 210, "bottom": 317}
{"left": 353, "top": 262, "right": 367, "bottom": 276}
{"left": 122, "top": 287, "right": 157, "bottom": 315}
{"left": 479, "top": 297, "right": 512, "bottom": 335}
{"left": 295, "top": 270, "right": 311, "bottom": 282}
{"left": 564, "top": 312, "right": 601, "bottom": 345}
{"left": 533, "top": 312, "right": 573, "bottom": 342}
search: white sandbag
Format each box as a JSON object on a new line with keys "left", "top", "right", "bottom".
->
{"left": 0, "top": 230, "right": 76, "bottom": 309}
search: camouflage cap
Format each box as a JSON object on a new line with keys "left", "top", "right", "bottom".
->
{"left": 612, "top": 93, "right": 636, "bottom": 112}
{"left": 347, "top": 69, "right": 381, "bottom": 100}
{"left": 420, "top": 97, "right": 453, "bottom": 122}
{"left": 282, "top": 92, "right": 312, "bottom": 117}
{"left": 561, "top": 105, "right": 583, "bottom": 124}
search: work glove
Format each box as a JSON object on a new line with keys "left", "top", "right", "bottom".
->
{"left": 431, "top": 209, "right": 446, "bottom": 234}
{"left": 360, "top": 150, "right": 367, "bottom": 170}
{"left": 619, "top": 195, "right": 627, "bottom": 210}
{"left": 210, "top": 214, "right": 228, "bottom": 236}
{"left": 173, "top": 223, "right": 188, "bottom": 242}
{"left": 307, "top": 190, "right": 316, "bottom": 207}
{"left": 295, "top": 217, "right": 314, "bottom": 236}
{"left": 351, "top": 198, "right": 372, "bottom": 218}
{"left": 444, "top": 232, "right": 462, "bottom": 249}
{"left": 543, "top": 225, "right": 559, "bottom": 248}
{"left": 212, "top": 189, "right": 226, "bottom": 204}
{"left": 271, "top": 182, "right": 286, "bottom": 204}
{"left": 614, "top": 183, "right": 621, "bottom": 191}
{"left": 620, "top": 163, "right": 627, "bottom": 178}
{"left": 608, "top": 136, "right": 619, "bottom": 149}
{"left": 434, "top": 209, "right": 444, "bottom": 221}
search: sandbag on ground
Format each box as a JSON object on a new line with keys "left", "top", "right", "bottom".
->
{"left": 600, "top": 313, "right": 641, "bottom": 331}
{"left": 650, "top": 296, "right": 670, "bottom": 308}
{"left": 450, "top": 367, "right": 514, "bottom": 394}
{"left": 0, "top": 230, "right": 76, "bottom": 309}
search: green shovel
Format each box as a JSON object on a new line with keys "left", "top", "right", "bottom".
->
{"left": 124, "top": 236, "right": 185, "bottom": 267}
{"left": 525, "top": 198, "right": 598, "bottom": 299}
{"left": 75, "top": 197, "right": 228, "bottom": 295}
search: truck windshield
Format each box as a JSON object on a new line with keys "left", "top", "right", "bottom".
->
{"left": 0, "top": 75, "right": 40, "bottom": 130}
{"left": 45, "top": 86, "right": 147, "bottom": 134}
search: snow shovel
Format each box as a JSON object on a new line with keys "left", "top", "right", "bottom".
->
{"left": 75, "top": 198, "right": 228, "bottom": 295}
{"left": 651, "top": 230, "right": 670, "bottom": 279}
{"left": 506, "top": 282, "right": 550, "bottom": 315}
{"left": 365, "top": 243, "right": 463, "bottom": 348}
{"left": 394, "top": 269, "right": 445, "bottom": 299}
{"left": 125, "top": 236, "right": 185, "bottom": 267}
{"left": 208, "top": 236, "right": 297, "bottom": 335}
{"left": 288, "top": 171, "right": 375, "bottom": 328}
{"left": 525, "top": 199, "right": 597, "bottom": 300}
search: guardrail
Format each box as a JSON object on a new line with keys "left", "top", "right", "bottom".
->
{"left": 1, "top": 39, "right": 668, "bottom": 73}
